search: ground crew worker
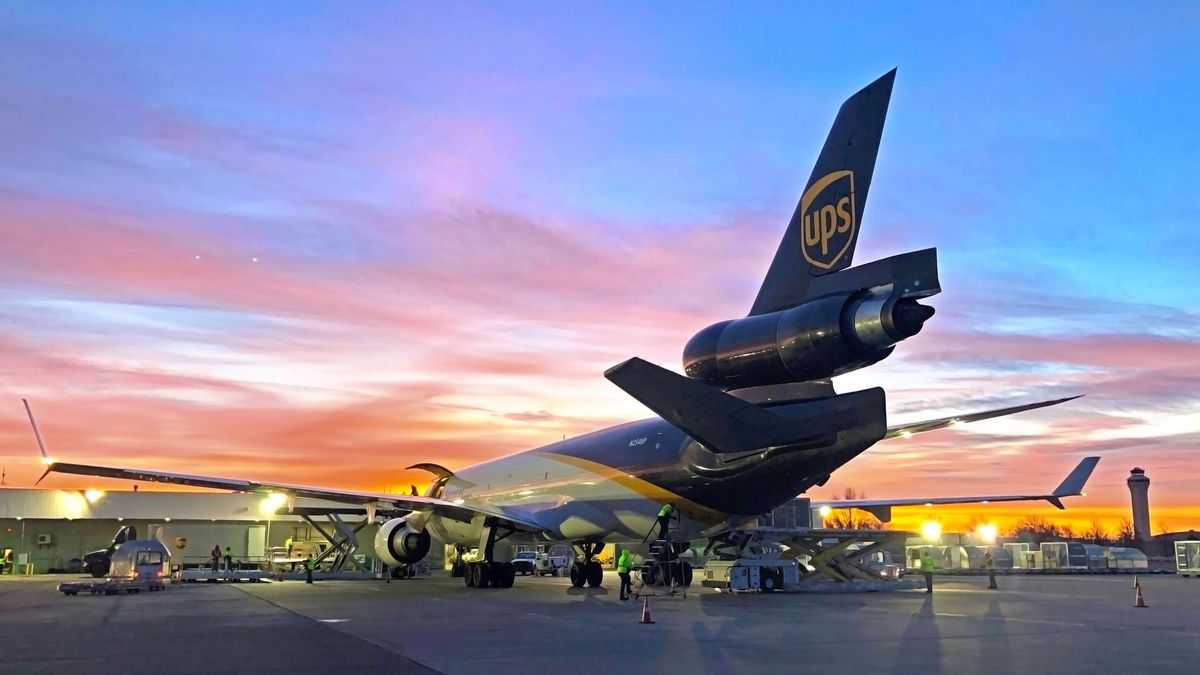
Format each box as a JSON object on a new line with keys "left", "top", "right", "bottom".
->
{"left": 224, "top": 546, "right": 233, "bottom": 572}
{"left": 305, "top": 555, "right": 314, "bottom": 584}
{"left": 210, "top": 544, "right": 221, "bottom": 572}
{"left": 984, "top": 550, "right": 998, "bottom": 590}
{"left": 657, "top": 503, "right": 675, "bottom": 541}
{"left": 617, "top": 549, "right": 633, "bottom": 601}
{"left": 920, "top": 550, "right": 936, "bottom": 593}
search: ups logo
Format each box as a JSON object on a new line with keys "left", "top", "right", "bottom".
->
{"left": 800, "top": 170, "right": 856, "bottom": 270}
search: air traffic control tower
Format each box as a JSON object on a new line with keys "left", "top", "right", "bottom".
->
{"left": 1127, "top": 467, "right": 1151, "bottom": 543}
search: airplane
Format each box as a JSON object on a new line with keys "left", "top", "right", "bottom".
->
{"left": 30, "top": 69, "right": 1099, "bottom": 591}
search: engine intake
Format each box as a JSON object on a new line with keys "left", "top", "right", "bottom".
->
{"left": 373, "top": 516, "right": 432, "bottom": 567}
{"left": 683, "top": 284, "right": 934, "bottom": 389}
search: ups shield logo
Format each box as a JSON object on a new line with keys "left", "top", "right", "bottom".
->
{"left": 800, "top": 170, "right": 856, "bottom": 271}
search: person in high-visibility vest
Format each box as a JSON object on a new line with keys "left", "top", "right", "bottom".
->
{"left": 305, "top": 555, "right": 315, "bottom": 584}
{"left": 920, "top": 550, "right": 936, "bottom": 593}
{"left": 657, "top": 503, "right": 675, "bottom": 541}
{"left": 617, "top": 549, "right": 633, "bottom": 601}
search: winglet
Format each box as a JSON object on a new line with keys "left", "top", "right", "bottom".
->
{"left": 23, "top": 399, "right": 56, "bottom": 485}
{"left": 23, "top": 398, "right": 50, "bottom": 462}
{"left": 1052, "top": 456, "right": 1100, "bottom": 497}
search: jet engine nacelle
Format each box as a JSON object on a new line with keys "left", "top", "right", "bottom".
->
{"left": 373, "top": 516, "right": 432, "bottom": 567}
{"left": 683, "top": 285, "right": 934, "bottom": 389}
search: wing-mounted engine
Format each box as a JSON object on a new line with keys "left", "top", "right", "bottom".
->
{"left": 374, "top": 515, "right": 432, "bottom": 566}
{"left": 684, "top": 249, "right": 940, "bottom": 390}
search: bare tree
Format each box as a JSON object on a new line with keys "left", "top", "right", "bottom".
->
{"left": 1008, "top": 516, "right": 1064, "bottom": 543}
{"left": 1115, "top": 518, "right": 1136, "bottom": 546}
{"left": 1081, "top": 520, "right": 1111, "bottom": 545}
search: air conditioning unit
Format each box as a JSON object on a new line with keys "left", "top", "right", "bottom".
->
{"left": 36, "top": 534, "right": 53, "bottom": 545}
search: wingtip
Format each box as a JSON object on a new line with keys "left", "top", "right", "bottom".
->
{"left": 603, "top": 356, "right": 645, "bottom": 380}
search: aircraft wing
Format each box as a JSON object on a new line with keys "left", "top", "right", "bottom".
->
{"left": 885, "top": 395, "right": 1082, "bottom": 439}
{"left": 812, "top": 456, "right": 1099, "bottom": 522}
{"left": 21, "top": 399, "right": 544, "bottom": 532}
{"left": 41, "top": 460, "right": 547, "bottom": 532}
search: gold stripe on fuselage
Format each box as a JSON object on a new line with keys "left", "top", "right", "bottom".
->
{"left": 534, "top": 451, "right": 728, "bottom": 525}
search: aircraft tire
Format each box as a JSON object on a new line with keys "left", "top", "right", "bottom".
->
{"left": 465, "top": 563, "right": 477, "bottom": 588}
{"left": 477, "top": 562, "right": 492, "bottom": 588}
{"left": 500, "top": 563, "right": 516, "bottom": 588}
{"left": 586, "top": 561, "right": 603, "bottom": 588}
{"left": 569, "top": 562, "right": 586, "bottom": 588}
{"left": 682, "top": 562, "right": 693, "bottom": 587}
{"left": 640, "top": 565, "right": 657, "bottom": 586}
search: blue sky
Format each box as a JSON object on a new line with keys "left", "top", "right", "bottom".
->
{"left": 1, "top": 3, "right": 1198, "bottom": 527}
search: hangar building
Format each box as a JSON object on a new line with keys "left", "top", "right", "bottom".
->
{"left": 0, "top": 488, "right": 443, "bottom": 574}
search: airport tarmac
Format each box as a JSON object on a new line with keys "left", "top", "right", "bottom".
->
{"left": 1, "top": 572, "right": 1198, "bottom": 674}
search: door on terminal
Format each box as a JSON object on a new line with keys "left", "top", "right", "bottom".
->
{"left": 247, "top": 525, "right": 266, "bottom": 560}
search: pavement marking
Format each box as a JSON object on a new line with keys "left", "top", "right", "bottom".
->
{"left": 319, "top": 618, "right": 350, "bottom": 623}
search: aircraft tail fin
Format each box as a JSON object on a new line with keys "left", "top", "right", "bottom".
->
{"left": 750, "top": 69, "right": 896, "bottom": 316}
{"left": 604, "top": 357, "right": 884, "bottom": 453}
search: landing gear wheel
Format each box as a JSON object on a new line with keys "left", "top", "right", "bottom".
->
{"left": 640, "top": 565, "right": 658, "bottom": 586}
{"left": 670, "top": 563, "right": 685, "bottom": 587}
{"left": 451, "top": 561, "right": 465, "bottom": 578}
{"left": 500, "top": 562, "right": 516, "bottom": 588}
{"left": 586, "top": 561, "right": 603, "bottom": 588}
{"left": 465, "top": 563, "right": 477, "bottom": 587}
{"left": 477, "top": 562, "right": 492, "bottom": 588}
{"left": 682, "top": 562, "right": 693, "bottom": 587}
{"left": 569, "top": 562, "right": 586, "bottom": 588}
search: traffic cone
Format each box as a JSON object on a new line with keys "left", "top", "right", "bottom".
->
{"left": 639, "top": 596, "right": 656, "bottom": 624}
{"left": 1134, "top": 579, "right": 1148, "bottom": 608}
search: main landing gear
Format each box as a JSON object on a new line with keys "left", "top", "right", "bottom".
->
{"left": 569, "top": 542, "right": 605, "bottom": 588}
{"left": 460, "top": 519, "right": 518, "bottom": 590}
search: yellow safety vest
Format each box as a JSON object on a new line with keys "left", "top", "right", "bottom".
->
{"left": 617, "top": 551, "right": 632, "bottom": 573}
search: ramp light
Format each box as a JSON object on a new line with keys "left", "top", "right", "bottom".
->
{"left": 84, "top": 489, "right": 104, "bottom": 504}
{"left": 818, "top": 505, "right": 833, "bottom": 519}
{"left": 976, "top": 523, "right": 998, "bottom": 544}
{"left": 260, "top": 492, "right": 287, "bottom": 515}
{"left": 920, "top": 520, "right": 942, "bottom": 543}
{"left": 40, "top": 456, "right": 55, "bottom": 465}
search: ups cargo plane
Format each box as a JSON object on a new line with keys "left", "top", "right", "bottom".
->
{"left": 32, "top": 69, "right": 1098, "bottom": 590}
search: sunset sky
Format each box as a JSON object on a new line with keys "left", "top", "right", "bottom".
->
{"left": 2, "top": 5, "right": 1198, "bottom": 535}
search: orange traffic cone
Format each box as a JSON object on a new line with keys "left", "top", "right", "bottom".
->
{"left": 639, "top": 596, "right": 656, "bottom": 624}
{"left": 1134, "top": 579, "right": 1148, "bottom": 608}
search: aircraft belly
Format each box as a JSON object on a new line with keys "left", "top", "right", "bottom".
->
{"left": 445, "top": 450, "right": 671, "bottom": 542}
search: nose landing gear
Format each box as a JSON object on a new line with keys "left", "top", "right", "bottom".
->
{"left": 569, "top": 542, "right": 605, "bottom": 588}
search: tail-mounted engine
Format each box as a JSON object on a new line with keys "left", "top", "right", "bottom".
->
{"left": 373, "top": 516, "right": 432, "bottom": 567}
{"left": 683, "top": 249, "right": 939, "bottom": 389}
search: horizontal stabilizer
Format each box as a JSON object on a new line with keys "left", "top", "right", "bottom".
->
{"left": 604, "top": 357, "right": 883, "bottom": 453}
{"left": 886, "top": 395, "right": 1082, "bottom": 439}
{"left": 813, "top": 456, "right": 1101, "bottom": 522}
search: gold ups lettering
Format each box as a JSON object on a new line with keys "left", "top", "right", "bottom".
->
{"left": 800, "top": 170, "right": 856, "bottom": 270}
